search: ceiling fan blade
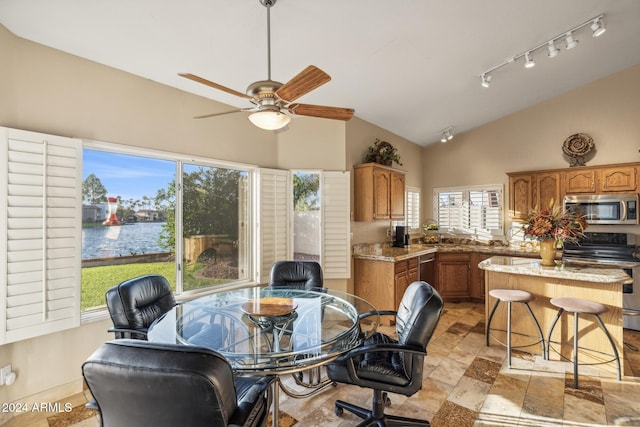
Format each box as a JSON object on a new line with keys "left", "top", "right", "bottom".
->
{"left": 275, "top": 66, "right": 331, "bottom": 103}
{"left": 193, "top": 108, "right": 253, "bottom": 119}
{"left": 288, "top": 103, "right": 354, "bottom": 121}
{"left": 179, "top": 73, "right": 253, "bottom": 100}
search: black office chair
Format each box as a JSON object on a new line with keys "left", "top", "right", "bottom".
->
{"left": 268, "top": 260, "right": 324, "bottom": 290}
{"left": 82, "top": 339, "right": 273, "bottom": 427}
{"left": 326, "top": 281, "right": 444, "bottom": 427}
{"left": 105, "top": 274, "right": 177, "bottom": 339}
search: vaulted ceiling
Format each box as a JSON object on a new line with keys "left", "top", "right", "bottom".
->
{"left": 2, "top": 0, "right": 639, "bottom": 145}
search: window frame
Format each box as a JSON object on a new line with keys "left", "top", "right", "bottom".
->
{"left": 433, "top": 184, "right": 504, "bottom": 239}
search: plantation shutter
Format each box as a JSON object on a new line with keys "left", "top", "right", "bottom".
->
{"left": 255, "top": 168, "right": 290, "bottom": 284}
{"left": 0, "top": 127, "right": 82, "bottom": 344}
{"left": 321, "top": 171, "right": 350, "bottom": 279}
{"left": 436, "top": 191, "right": 464, "bottom": 231}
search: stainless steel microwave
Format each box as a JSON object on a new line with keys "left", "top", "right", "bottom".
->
{"left": 563, "top": 194, "right": 639, "bottom": 225}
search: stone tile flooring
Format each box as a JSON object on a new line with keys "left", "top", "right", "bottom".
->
{"left": 5, "top": 301, "right": 640, "bottom": 426}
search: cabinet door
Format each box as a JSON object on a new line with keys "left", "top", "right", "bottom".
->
{"left": 535, "top": 172, "right": 562, "bottom": 210}
{"left": 599, "top": 166, "right": 637, "bottom": 192}
{"left": 565, "top": 169, "right": 596, "bottom": 193}
{"left": 390, "top": 172, "right": 406, "bottom": 220}
{"left": 470, "top": 253, "right": 491, "bottom": 300}
{"left": 373, "top": 169, "right": 391, "bottom": 220}
{"left": 436, "top": 254, "right": 470, "bottom": 299}
{"left": 509, "top": 174, "right": 533, "bottom": 221}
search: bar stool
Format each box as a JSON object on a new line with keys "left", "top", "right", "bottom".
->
{"left": 546, "top": 297, "right": 621, "bottom": 389}
{"left": 486, "top": 289, "right": 545, "bottom": 368}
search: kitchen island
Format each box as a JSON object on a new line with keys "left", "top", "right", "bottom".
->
{"left": 479, "top": 256, "right": 632, "bottom": 376}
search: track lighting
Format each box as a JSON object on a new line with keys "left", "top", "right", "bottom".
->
{"left": 481, "top": 74, "right": 491, "bottom": 88}
{"left": 440, "top": 127, "right": 454, "bottom": 143}
{"left": 479, "top": 14, "right": 605, "bottom": 87}
{"left": 524, "top": 52, "right": 535, "bottom": 68}
{"left": 591, "top": 17, "right": 606, "bottom": 37}
{"left": 564, "top": 32, "right": 578, "bottom": 49}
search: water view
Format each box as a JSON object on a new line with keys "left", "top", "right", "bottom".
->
{"left": 82, "top": 222, "right": 167, "bottom": 259}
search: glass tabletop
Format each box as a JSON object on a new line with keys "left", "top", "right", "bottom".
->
{"left": 148, "top": 286, "right": 379, "bottom": 374}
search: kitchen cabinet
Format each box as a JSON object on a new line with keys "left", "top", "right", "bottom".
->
{"left": 354, "top": 163, "right": 406, "bottom": 221}
{"left": 354, "top": 256, "right": 417, "bottom": 324}
{"left": 565, "top": 166, "right": 636, "bottom": 193}
{"left": 599, "top": 166, "right": 636, "bottom": 192}
{"left": 565, "top": 169, "right": 596, "bottom": 193}
{"left": 435, "top": 253, "right": 470, "bottom": 300}
{"left": 508, "top": 174, "right": 533, "bottom": 221}
{"left": 508, "top": 172, "right": 561, "bottom": 221}
{"left": 470, "top": 253, "right": 491, "bottom": 300}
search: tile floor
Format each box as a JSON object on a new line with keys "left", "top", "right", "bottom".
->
{"left": 5, "top": 301, "right": 640, "bottom": 427}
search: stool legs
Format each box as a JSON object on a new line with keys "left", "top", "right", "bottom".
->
{"left": 546, "top": 308, "right": 621, "bottom": 389}
{"left": 486, "top": 299, "right": 545, "bottom": 368}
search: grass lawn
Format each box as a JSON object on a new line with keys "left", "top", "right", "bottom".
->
{"left": 81, "top": 261, "right": 232, "bottom": 311}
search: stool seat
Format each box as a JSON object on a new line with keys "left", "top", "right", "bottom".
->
{"left": 489, "top": 289, "right": 534, "bottom": 303}
{"left": 550, "top": 297, "right": 607, "bottom": 315}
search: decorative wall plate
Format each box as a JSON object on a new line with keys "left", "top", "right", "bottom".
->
{"left": 562, "top": 133, "right": 594, "bottom": 166}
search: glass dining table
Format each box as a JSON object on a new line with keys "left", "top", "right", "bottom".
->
{"left": 148, "top": 286, "right": 379, "bottom": 427}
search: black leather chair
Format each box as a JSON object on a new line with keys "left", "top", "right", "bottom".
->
{"left": 268, "top": 260, "right": 324, "bottom": 290}
{"left": 82, "top": 339, "right": 273, "bottom": 427}
{"left": 326, "top": 281, "right": 444, "bottom": 427}
{"left": 105, "top": 274, "right": 177, "bottom": 339}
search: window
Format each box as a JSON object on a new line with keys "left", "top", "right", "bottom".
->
{"left": 434, "top": 185, "right": 503, "bottom": 238}
{"left": 81, "top": 145, "right": 252, "bottom": 313}
{"left": 292, "top": 171, "right": 320, "bottom": 261}
{"left": 405, "top": 186, "right": 421, "bottom": 232}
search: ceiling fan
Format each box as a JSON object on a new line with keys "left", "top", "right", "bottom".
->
{"left": 179, "top": 0, "right": 354, "bottom": 131}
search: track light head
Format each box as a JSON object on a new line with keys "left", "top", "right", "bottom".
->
{"left": 591, "top": 18, "right": 606, "bottom": 37}
{"left": 440, "top": 127, "right": 454, "bottom": 143}
{"left": 481, "top": 74, "right": 491, "bottom": 88}
{"left": 524, "top": 52, "right": 536, "bottom": 68}
{"left": 547, "top": 41, "right": 560, "bottom": 58}
{"left": 565, "top": 32, "right": 578, "bottom": 49}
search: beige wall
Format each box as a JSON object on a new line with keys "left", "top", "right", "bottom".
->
{"left": 421, "top": 64, "right": 640, "bottom": 232}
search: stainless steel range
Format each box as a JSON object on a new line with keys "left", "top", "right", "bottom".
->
{"left": 562, "top": 232, "right": 640, "bottom": 331}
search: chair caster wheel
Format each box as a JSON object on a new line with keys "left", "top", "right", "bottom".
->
{"left": 335, "top": 405, "right": 343, "bottom": 416}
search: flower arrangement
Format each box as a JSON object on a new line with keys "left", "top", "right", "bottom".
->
{"left": 364, "top": 139, "right": 402, "bottom": 166}
{"left": 523, "top": 200, "right": 588, "bottom": 245}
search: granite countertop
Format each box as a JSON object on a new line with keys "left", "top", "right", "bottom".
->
{"left": 479, "top": 256, "right": 633, "bottom": 284}
{"left": 352, "top": 242, "right": 542, "bottom": 262}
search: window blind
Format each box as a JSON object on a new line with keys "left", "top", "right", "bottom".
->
{"left": 1, "top": 127, "right": 82, "bottom": 344}
{"left": 434, "top": 186, "right": 503, "bottom": 237}
{"left": 321, "top": 171, "right": 350, "bottom": 279}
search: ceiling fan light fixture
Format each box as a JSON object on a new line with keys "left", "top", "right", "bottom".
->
{"left": 547, "top": 41, "right": 560, "bottom": 58}
{"left": 248, "top": 109, "right": 291, "bottom": 130}
{"left": 591, "top": 18, "right": 606, "bottom": 37}
{"left": 565, "top": 32, "right": 578, "bottom": 49}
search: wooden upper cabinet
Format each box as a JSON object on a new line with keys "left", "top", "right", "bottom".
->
{"left": 534, "top": 172, "right": 562, "bottom": 210}
{"left": 565, "top": 169, "right": 596, "bottom": 193}
{"left": 354, "top": 163, "right": 406, "bottom": 221}
{"left": 599, "top": 166, "right": 637, "bottom": 192}
{"left": 390, "top": 172, "right": 406, "bottom": 220}
{"left": 508, "top": 174, "right": 533, "bottom": 221}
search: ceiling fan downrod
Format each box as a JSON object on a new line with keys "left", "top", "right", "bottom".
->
{"left": 260, "top": 0, "right": 277, "bottom": 81}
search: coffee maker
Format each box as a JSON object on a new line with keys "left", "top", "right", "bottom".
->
{"left": 392, "top": 225, "right": 408, "bottom": 248}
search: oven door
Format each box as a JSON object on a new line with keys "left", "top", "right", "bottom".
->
{"left": 623, "top": 266, "right": 640, "bottom": 331}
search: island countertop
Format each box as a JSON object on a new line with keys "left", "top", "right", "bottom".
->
{"left": 478, "top": 256, "right": 632, "bottom": 284}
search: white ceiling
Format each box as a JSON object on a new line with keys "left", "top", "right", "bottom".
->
{"left": 2, "top": 0, "right": 640, "bottom": 146}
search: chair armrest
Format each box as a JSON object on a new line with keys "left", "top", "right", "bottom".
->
{"left": 358, "top": 309, "right": 396, "bottom": 321}
{"left": 340, "top": 343, "right": 427, "bottom": 382}
{"left": 107, "top": 327, "right": 148, "bottom": 338}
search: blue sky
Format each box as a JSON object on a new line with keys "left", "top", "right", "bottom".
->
{"left": 83, "top": 149, "right": 175, "bottom": 202}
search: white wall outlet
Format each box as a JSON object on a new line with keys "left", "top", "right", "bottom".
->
{"left": 386, "top": 228, "right": 393, "bottom": 237}
{"left": 0, "top": 364, "right": 11, "bottom": 386}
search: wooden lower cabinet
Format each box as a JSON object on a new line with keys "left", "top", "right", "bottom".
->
{"left": 470, "top": 253, "right": 491, "bottom": 300}
{"left": 354, "top": 256, "right": 418, "bottom": 324}
{"left": 435, "top": 253, "right": 470, "bottom": 300}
